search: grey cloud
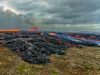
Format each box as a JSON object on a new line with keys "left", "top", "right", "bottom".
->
{"left": 0, "top": 8, "right": 32, "bottom": 30}
{"left": 0, "top": 0, "right": 100, "bottom": 24}
{"left": 42, "top": 0, "right": 100, "bottom": 24}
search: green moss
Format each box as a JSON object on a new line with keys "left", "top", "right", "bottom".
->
{"left": 32, "top": 64, "right": 44, "bottom": 69}
{"left": 16, "top": 62, "right": 45, "bottom": 75}
{"left": 16, "top": 63, "right": 27, "bottom": 74}
{"left": 50, "top": 67, "right": 60, "bottom": 75}
{"left": 82, "top": 62, "right": 93, "bottom": 70}
{"left": 51, "top": 71, "right": 59, "bottom": 75}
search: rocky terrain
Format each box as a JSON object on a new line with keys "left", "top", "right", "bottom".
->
{"left": 0, "top": 32, "right": 99, "bottom": 64}
{"left": 0, "top": 46, "right": 100, "bottom": 75}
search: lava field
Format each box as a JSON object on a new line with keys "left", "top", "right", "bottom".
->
{"left": 0, "top": 31, "right": 100, "bottom": 64}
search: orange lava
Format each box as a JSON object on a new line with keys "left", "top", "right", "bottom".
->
{"left": 48, "top": 32, "right": 56, "bottom": 36}
{"left": 0, "top": 29, "right": 20, "bottom": 32}
{"left": 28, "top": 26, "right": 38, "bottom": 32}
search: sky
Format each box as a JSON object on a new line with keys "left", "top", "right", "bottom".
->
{"left": 0, "top": 0, "right": 100, "bottom": 32}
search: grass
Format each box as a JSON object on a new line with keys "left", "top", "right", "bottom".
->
{"left": 0, "top": 46, "right": 100, "bottom": 75}
{"left": 82, "top": 62, "right": 94, "bottom": 70}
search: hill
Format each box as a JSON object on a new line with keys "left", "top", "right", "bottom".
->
{"left": 0, "top": 46, "right": 100, "bottom": 75}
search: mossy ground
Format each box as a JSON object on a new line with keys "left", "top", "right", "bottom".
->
{"left": 0, "top": 45, "right": 100, "bottom": 75}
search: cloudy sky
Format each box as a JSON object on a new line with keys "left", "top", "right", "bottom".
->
{"left": 0, "top": 0, "right": 100, "bottom": 32}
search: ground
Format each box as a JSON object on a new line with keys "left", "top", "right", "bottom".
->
{"left": 0, "top": 45, "right": 100, "bottom": 75}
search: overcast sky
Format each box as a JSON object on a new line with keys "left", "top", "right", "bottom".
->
{"left": 0, "top": 0, "right": 100, "bottom": 32}
{"left": 0, "top": 0, "right": 100, "bottom": 25}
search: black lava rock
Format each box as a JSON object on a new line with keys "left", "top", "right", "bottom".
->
{"left": 1, "top": 32, "right": 69, "bottom": 64}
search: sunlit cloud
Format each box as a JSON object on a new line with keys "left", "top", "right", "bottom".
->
{"left": 0, "top": 1, "right": 23, "bottom": 15}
